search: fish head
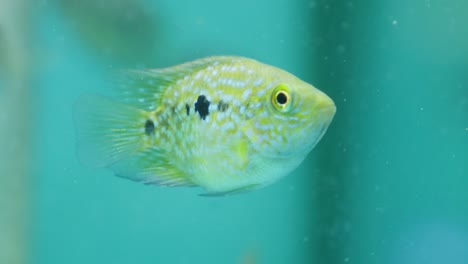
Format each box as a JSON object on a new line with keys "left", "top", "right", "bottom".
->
{"left": 251, "top": 67, "right": 336, "bottom": 159}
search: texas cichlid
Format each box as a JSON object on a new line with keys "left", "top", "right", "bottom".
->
{"left": 74, "top": 56, "right": 336, "bottom": 196}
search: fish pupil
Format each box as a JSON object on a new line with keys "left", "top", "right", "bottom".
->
{"left": 145, "top": 119, "right": 155, "bottom": 135}
{"left": 276, "top": 92, "right": 288, "bottom": 105}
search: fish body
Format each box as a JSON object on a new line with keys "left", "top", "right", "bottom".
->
{"left": 74, "top": 56, "right": 336, "bottom": 195}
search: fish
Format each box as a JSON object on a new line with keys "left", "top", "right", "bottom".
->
{"left": 74, "top": 56, "right": 336, "bottom": 196}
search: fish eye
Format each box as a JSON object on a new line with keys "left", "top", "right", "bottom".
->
{"left": 271, "top": 84, "right": 292, "bottom": 112}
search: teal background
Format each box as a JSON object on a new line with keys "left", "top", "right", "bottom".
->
{"left": 0, "top": 0, "right": 467, "bottom": 264}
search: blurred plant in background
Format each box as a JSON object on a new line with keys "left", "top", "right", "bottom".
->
{"left": 56, "top": 0, "right": 161, "bottom": 66}
{"left": 0, "top": 0, "right": 31, "bottom": 263}
{"left": 0, "top": 0, "right": 159, "bottom": 263}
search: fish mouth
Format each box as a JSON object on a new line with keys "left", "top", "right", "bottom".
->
{"left": 318, "top": 104, "right": 336, "bottom": 125}
{"left": 315, "top": 92, "right": 336, "bottom": 117}
{"left": 314, "top": 91, "right": 336, "bottom": 132}
{"left": 312, "top": 104, "right": 336, "bottom": 144}
{"left": 318, "top": 102, "right": 336, "bottom": 119}
{"left": 304, "top": 85, "right": 336, "bottom": 123}
{"left": 296, "top": 103, "right": 336, "bottom": 154}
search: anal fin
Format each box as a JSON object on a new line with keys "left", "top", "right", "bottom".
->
{"left": 111, "top": 147, "right": 195, "bottom": 187}
{"left": 199, "top": 184, "right": 259, "bottom": 197}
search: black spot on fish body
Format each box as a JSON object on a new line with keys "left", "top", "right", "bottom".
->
{"left": 217, "top": 100, "right": 229, "bottom": 112}
{"left": 145, "top": 120, "right": 155, "bottom": 135}
{"left": 185, "top": 103, "right": 190, "bottom": 116}
{"left": 194, "top": 95, "right": 210, "bottom": 120}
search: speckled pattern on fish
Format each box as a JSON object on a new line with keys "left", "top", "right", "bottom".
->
{"left": 74, "top": 56, "right": 336, "bottom": 195}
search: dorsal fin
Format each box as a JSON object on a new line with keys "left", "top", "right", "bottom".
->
{"left": 112, "top": 56, "right": 240, "bottom": 111}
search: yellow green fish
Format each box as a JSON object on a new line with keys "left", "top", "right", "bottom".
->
{"left": 74, "top": 56, "right": 336, "bottom": 195}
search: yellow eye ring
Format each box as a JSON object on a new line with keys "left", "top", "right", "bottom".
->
{"left": 271, "top": 84, "right": 292, "bottom": 112}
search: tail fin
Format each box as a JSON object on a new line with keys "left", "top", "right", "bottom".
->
{"left": 73, "top": 94, "right": 150, "bottom": 168}
{"left": 73, "top": 93, "right": 195, "bottom": 187}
